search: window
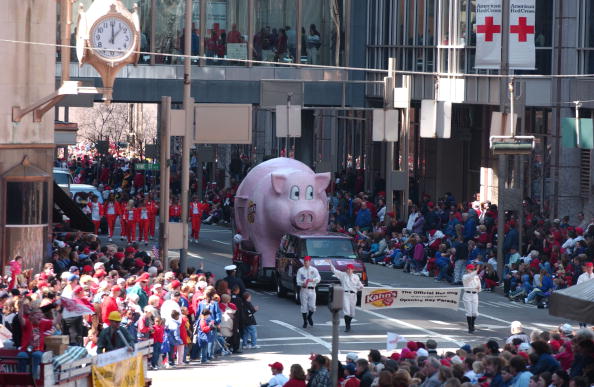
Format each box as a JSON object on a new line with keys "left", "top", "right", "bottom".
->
{"left": 5, "top": 182, "right": 49, "bottom": 225}
{"left": 305, "top": 238, "right": 357, "bottom": 258}
{"left": 579, "top": 0, "right": 594, "bottom": 72}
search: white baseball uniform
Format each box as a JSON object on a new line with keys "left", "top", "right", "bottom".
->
{"left": 462, "top": 270, "right": 481, "bottom": 317}
{"left": 330, "top": 265, "right": 364, "bottom": 317}
{"left": 296, "top": 265, "right": 321, "bottom": 313}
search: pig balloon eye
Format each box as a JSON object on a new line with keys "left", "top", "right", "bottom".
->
{"left": 305, "top": 185, "right": 314, "bottom": 200}
{"left": 289, "top": 186, "right": 300, "bottom": 200}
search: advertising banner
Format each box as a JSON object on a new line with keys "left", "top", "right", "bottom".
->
{"left": 92, "top": 354, "right": 144, "bottom": 387}
{"left": 361, "top": 287, "right": 461, "bottom": 310}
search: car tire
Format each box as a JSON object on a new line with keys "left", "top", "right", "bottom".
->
{"left": 275, "top": 275, "right": 287, "bottom": 298}
{"left": 293, "top": 283, "right": 301, "bottom": 305}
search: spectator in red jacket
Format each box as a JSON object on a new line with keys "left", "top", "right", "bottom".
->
{"left": 101, "top": 285, "right": 121, "bottom": 326}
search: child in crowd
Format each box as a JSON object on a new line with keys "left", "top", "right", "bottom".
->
{"left": 151, "top": 317, "right": 164, "bottom": 370}
{"left": 198, "top": 309, "right": 215, "bottom": 363}
{"left": 242, "top": 291, "right": 259, "bottom": 349}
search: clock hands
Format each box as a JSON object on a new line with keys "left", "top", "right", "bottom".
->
{"left": 110, "top": 23, "right": 115, "bottom": 44}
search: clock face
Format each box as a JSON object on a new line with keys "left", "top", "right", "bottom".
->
{"left": 90, "top": 16, "right": 134, "bottom": 60}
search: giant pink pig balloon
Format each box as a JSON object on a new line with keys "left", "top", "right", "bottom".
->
{"left": 234, "top": 157, "right": 331, "bottom": 268}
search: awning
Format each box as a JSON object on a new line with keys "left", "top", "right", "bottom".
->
{"left": 549, "top": 279, "right": 594, "bottom": 324}
{"left": 53, "top": 182, "right": 94, "bottom": 232}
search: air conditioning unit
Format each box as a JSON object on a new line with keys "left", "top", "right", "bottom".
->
{"left": 489, "top": 136, "right": 535, "bottom": 155}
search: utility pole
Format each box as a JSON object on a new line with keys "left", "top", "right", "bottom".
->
{"left": 179, "top": 0, "right": 193, "bottom": 274}
{"left": 159, "top": 96, "right": 171, "bottom": 268}
{"left": 496, "top": 0, "right": 510, "bottom": 279}
{"left": 385, "top": 58, "right": 395, "bottom": 222}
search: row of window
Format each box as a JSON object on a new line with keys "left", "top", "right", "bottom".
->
{"left": 367, "top": 0, "right": 594, "bottom": 75}
{"left": 59, "top": 0, "right": 346, "bottom": 67}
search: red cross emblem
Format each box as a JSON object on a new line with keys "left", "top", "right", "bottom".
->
{"left": 510, "top": 17, "right": 535, "bottom": 42}
{"left": 477, "top": 16, "right": 501, "bottom": 42}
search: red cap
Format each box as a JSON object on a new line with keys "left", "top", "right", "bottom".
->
{"left": 114, "top": 252, "right": 125, "bottom": 259}
{"left": 518, "top": 351, "right": 529, "bottom": 361}
{"left": 346, "top": 264, "right": 355, "bottom": 270}
{"left": 73, "top": 286, "right": 83, "bottom": 294}
{"left": 550, "top": 340, "right": 561, "bottom": 352}
{"left": 440, "top": 359, "right": 452, "bottom": 367}
{"left": 94, "top": 269, "right": 106, "bottom": 278}
{"left": 576, "top": 227, "right": 584, "bottom": 235}
{"left": 112, "top": 285, "right": 122, "bottom": 293}
{"left": 304, "top": 256, "right": 312, "bottom": 262}
{"left": 125, "top": 246, "right": 136, "bottom": 254}
{"left": 268, "top": 362, "right": 283, "bottom": 371}
{"left": 170, "top": 280, "right": 181, "bottom": 289}
{"left": 407, "top": 341, "right": 418, "bottom": 351}
{"left": 83, "top": 265, "right": 93, "bottom": 273}
{"left": 83, "top": 247, "right": 91, "bottom": 254}
{"left": 585, "top": 262, "right": 593, "bottom": 268}
{"left": 466, "top": 264, "right": 476, "bottom": 270}
{"left": 389, "top": 352, "right": 401, "bottom": 361}
{"left": 138, "top": 272, "right": 150, "bottom": 281}
{"left": 135, "top": 259, "right": 145, "bottom": 268}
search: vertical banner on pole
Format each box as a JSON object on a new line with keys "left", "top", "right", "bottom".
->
{"left": 509, "top": 0, "right": 536, "bottom": 69}
{"left": 475, "top": 0, "right": 502, "bottom": 69}
{"left": 420, "top": 100, "right": 452, "bottom": 139}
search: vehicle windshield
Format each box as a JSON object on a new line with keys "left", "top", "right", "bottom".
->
{"left": 53, "top": 172, "right": 71, "bottom": 185}
{"left": 304, "top": 238, "right": 357, "bottom": 259}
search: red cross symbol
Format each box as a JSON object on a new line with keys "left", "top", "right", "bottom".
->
{"left": 477, "top": 16, "right": 501, "bottom": 42}
{"left": 510, "top": 17, "right": 535, "bottom": 42}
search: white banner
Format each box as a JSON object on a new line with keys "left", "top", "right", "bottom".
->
{"left": 386, "top": 332, "right": 407, "bottom": 351}
{"left": 509, "top": 0, "right": 536, "bottom": 69}
{"left": 475, "top": 0, "right": 502, "bottom": 69}
{"left": 361, "top": 287, "right": 461, "bottom": 310}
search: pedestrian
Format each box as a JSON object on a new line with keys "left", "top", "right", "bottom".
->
{"left": 296, "top": 256, "right": 321, "bottom": 328}
{"left": 189, "top": 196, "right": 204, "bottom": 243}
{"left": 104, "top": 193, "right": 119, "bottom": 242}
{"left": 88, "top": 195, "right": 103, "bottom": 235}
{"left": 97, "top": 311, "right": 135, "bottom": 353}
{"left": 223, "top": 264, "right": 246, "bottom": 296}
{"left": 150, "top": 316, "right": 164, "bottom": 369}
{"left": 462, "top": 263, "right": 480, "bottom": 333}
{"left": 165, "top": 309, "right": 182, "bottom": 366}
{"left": 309, "top": 354, "right": 331, "bottom": 387}
{"left": 263, "top": 362, "right": 288, "bottom": 386}
{"left": 169, "top": 197, "right": 181, "bottom": 222}
{"left": 122, "top": 200, "right": 139, "bottom": 244}
{"left": 330, "top": 263, "right": 364, "bottom": 332}
{"left": 342, "top": 362, "right": 360, "bottom": 387}
{"left": 506, "top": 321, "right": 531, "bottom": 344}
{"left": 242, "top": 291, "right": 259, "bottom": 349}
{"left": 197, "top": 308, "right": 214, "bottom": 363}
{"left": 138, "top": 199, "right": 151, "bottom": 245}
{"left": 355, "top": 359, "right": 374, "bottom": 387}
{"left": 146, "top": 194, "right": 158, "bottom": 240}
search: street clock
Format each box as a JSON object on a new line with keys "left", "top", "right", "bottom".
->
{"left": 76, "top": 0, "right": 140, "bottom": 102}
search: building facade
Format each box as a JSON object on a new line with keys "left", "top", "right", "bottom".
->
{"left": 0, "top": 1, "right": 56, "bottom": 273}
{"left": 366, "top": 0, "right": 594, "bottom": 221}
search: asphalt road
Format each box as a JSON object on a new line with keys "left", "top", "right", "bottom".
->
{"left": 120, "top": 224, "right": 572, "bottom": 387}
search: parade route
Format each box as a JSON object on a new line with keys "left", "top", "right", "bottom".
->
{"left": 134, "top": 224, "right": 570, "bottom": 387}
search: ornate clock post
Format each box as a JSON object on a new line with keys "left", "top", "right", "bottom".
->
{"left": 76, "top": 0, "right": 141, "bottom": 102}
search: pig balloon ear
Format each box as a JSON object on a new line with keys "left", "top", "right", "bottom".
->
{"left": 271, "top": 173, "right": 287, "bottom": 195}
{"left": 314, "top": 172, "right": 331, "bottom": 193}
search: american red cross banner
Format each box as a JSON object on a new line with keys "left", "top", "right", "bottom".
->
{"left": 475, "top": 0, "right": 502, "bottom": 69}
{"left": 509, "top": 0, "right": 536, "bottom": 69}
{"left": 475, "top": 0, "right": 536, "bottom": 70}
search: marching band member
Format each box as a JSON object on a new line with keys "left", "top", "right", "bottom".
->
{"left": 88, "top": 195, "right": 103, "bottom": 235}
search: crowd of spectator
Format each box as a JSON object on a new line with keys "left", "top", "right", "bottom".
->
{"left": 326, "top": 187, "right": 594, "bottom": 308}
{"left": 0, "top": 230, "right": 261, "bottom": 380}
{"left": 262, "top": 323, "right": 593, "bottom": 387}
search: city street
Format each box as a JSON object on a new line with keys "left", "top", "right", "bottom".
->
{"left": 135, "top": 225, "right": 569, "bottom": 387}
